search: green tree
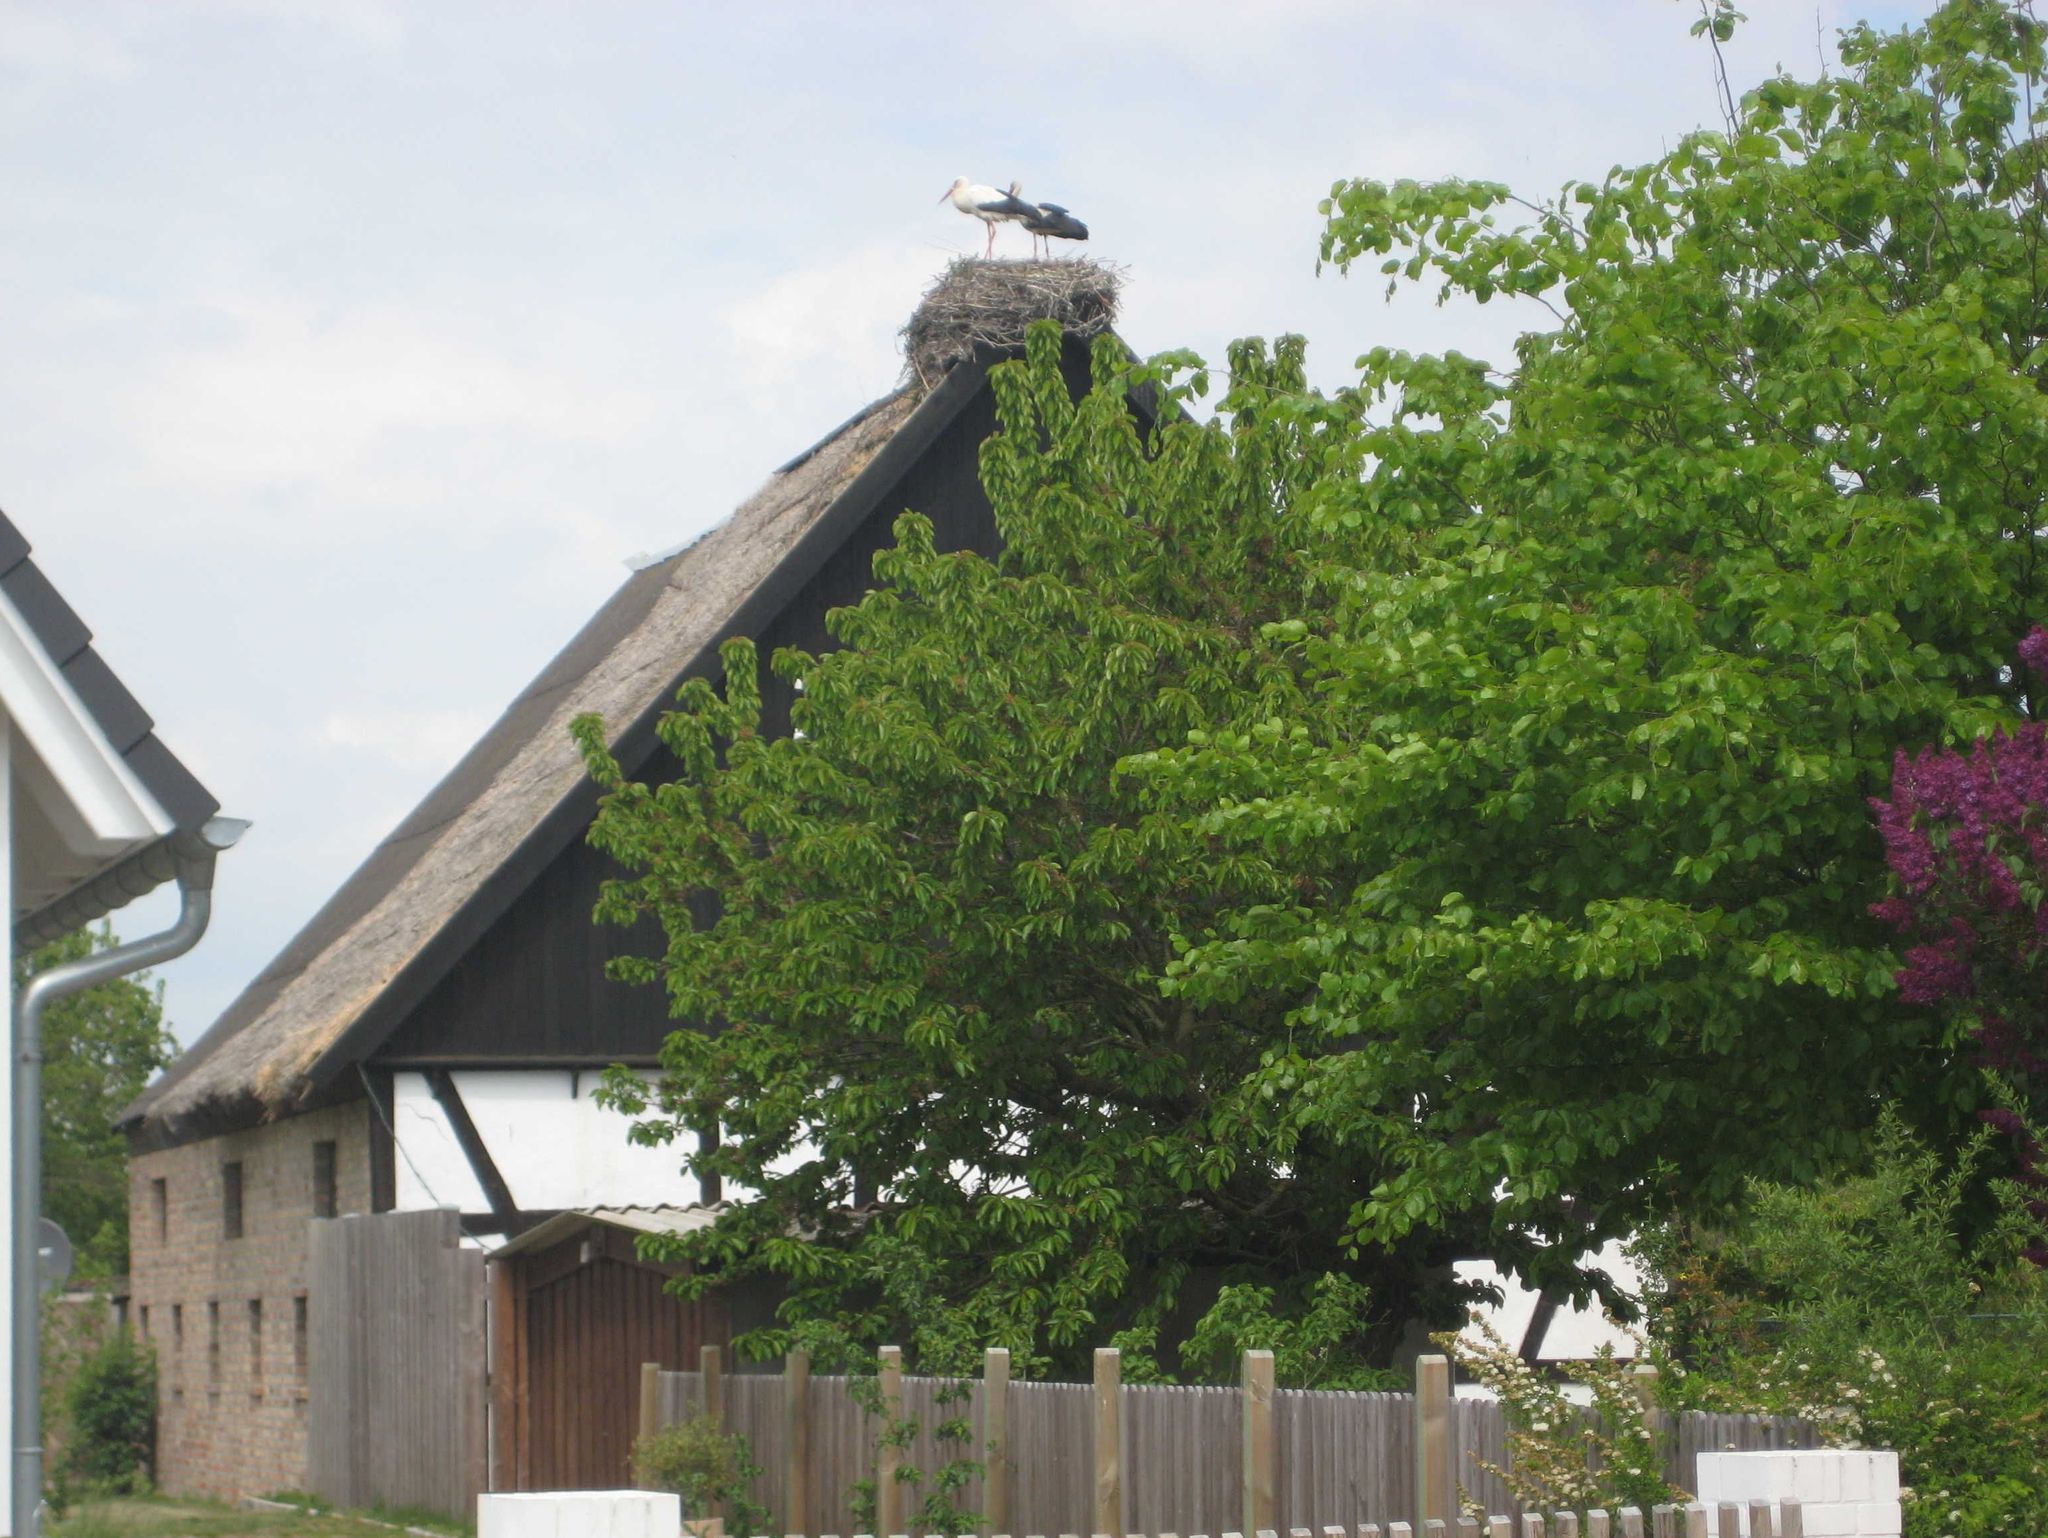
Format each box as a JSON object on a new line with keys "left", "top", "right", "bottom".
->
{"left": 1133, "top": 0, "right": 2048, "bottom": 1296}
{"left": 18, "top": 926, "right": 176, "bottom": 1281}
{"left": 578, "top": 330, "right": 1444, "bottom": 1377}
{"left": 583, "top": 0, "right": 2048, "bottom": 1366}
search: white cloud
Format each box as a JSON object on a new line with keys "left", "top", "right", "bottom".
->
{"left": 127, "top": 295, "right": 655, "bottom": 500}
{"left": 315, "top": 707, "right": 491, "bottom": 776}
{"left": 183, "top": 0, "right": 406, "bottom": 49}
{"left": 720, "top": 243, "right": 937, "bottom": 413}
{"left": 0, "top": 6, "right": 136, "bottom": 80}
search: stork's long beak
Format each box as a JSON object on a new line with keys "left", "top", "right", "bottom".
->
{"left": 937, "top": 188, "right": 953, "bottom": 204}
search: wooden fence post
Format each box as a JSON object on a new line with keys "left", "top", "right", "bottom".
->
{"left": 702, "top": 1342, "right": 725, "bottom": 1423}
{"left": 488, "top": 1261, "right": 519, "bottom": 1492}
{"left": 877, "top": 1345, "right": 904, "bottom": 1537}
{"left": 1585, "top": 1516, "right": 1610, "bottom": 1538}
{"left": 983, "top": 1347, "right": 1011, "bottom": 1538}
{"left": 1093, "top": 1346, "right": 1123, "bottom": 1538}
{"left": 1415, "top": 1355, "right": 1454, "bottom": 1534}
{"left": 636, "top": 1361, "right": 660, "bottom": 1487}
{"left": 786, "top": 1349, "right": 811, "bottom": 1538}
{"left": 1747, "top": 1500, "right": 1775, "bottom": 1538}
{"left": 1630, "top": 1363, "right": 1667, "bottom": 1480}
{"left": 701, "top": 1344, "right": 725, "bottom": 1526}
{"left": 1240, "top": 1349, "right": 1276, "bottom": 1538}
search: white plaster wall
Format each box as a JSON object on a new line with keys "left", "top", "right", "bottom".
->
{"left": 1454, "top": 1238, "right": 1643, "bottom": 1364}
{"left": 391, "top": 1069, "right": 698, "bottom": 1220}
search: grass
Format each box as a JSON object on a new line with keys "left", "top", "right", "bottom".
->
{"left": 49, "top": 1493, "right": 472, "bottom": 1538}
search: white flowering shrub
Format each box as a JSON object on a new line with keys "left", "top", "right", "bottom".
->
{"left": 1436, "top": 1315, "right": 1681, "bottom": 1516}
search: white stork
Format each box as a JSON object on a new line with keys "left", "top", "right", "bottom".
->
{"left": 941, "top": 176, "right": 1038, "bottom": 257}
{"left": 1022, "top": 199, "right": 1089, "bottom": 257}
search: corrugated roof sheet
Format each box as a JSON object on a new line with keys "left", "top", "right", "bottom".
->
{"left": 487, "top": 1204, "right": 722, "bottom": 1260}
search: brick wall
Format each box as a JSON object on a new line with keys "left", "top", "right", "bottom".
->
{"left": 127, "top": 1100, "right": 371, "bottom": 1502}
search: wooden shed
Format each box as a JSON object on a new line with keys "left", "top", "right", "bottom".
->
{"left": 487, "top": 1206, "right": 753, "bottom": 1492}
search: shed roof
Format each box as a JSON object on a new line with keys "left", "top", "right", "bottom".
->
{"left": 1, "top": 509, "right": 221, "bottom": 946}
{"left": 488, "top": 1204, "right": 723, "bottom": 1261}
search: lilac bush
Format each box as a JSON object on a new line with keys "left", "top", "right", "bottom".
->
{"left": 1869, "top": 627, "right": 2048, "bottom": 1260}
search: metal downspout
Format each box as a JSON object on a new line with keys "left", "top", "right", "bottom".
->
{"left": 10, "top": 817, "right": 246, "bottom": 1538}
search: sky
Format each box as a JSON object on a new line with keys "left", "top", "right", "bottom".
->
{"left": 2, "top": 0, "right": 1933, "bottom": 1048}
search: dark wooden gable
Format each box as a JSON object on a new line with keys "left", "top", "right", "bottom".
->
{"left": 370, "top": 363, "right": 1018, "bottom": 1070}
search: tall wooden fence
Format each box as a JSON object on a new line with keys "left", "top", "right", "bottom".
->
{"left": 308, "top": 1208, "right": 488, "bottom": 1519}
{"left": 649, "top": 1349, "right": 1816, "bottom": 1536}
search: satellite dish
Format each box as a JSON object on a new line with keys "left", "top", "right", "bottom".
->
{"left": 36, "top": 1219, "right": 72, "bottom": 1295}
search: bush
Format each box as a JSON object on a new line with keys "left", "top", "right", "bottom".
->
{"left": 630, "top": 1414, "right": 767, "bottom": 1534}
{"left": 1638, "top": 1112, "right": 2048, "bottom": 1537}
{"left": 61, "top": 1330, "right": 154, "bottom": 1492}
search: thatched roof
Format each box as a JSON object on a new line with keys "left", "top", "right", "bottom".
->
{"left": 125, "top": 260, "right": 1127, "bottom": 1144}
{"left": 125, "top": 386, "right": 924, "bottom": 1137}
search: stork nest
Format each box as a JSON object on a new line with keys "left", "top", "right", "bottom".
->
{"left": 901, "top": 256, "right": 1123, "bottom": 389}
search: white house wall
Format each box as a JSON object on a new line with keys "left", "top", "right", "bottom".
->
{"left": 390, "top": 1069, "right": 700, "bottom": 1226}
{"left": 1453, "top": 1238, "right": 1643, "bottom": 1363}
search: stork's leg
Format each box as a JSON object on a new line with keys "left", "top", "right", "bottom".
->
{"left": 985, "top": 221, "right": 996, "bottom": 257}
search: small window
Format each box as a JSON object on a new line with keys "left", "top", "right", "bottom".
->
{"left": 248, "top": 1299, "right": 264, "bottom": 1386}
{"left": 207, "top": 1301, "right": 221, "bottom": 1388}
{"left": 292, "top": 1295, "right": 309, "bottom": 1381}
{"left": 312, "top": 1141, "right": 337, "bottom": 1218}
{"left": 171, "top": 1304, "right": 185, "bottom": 1396}
{"left": 222, "top": 1161, "right": 243, "bottom": 1239}
{"left": 151, "top": 1178, "right": 168, "bottom": 1242}
{"left": 138, "top": 1304, "right": 150, "bottom": 1339}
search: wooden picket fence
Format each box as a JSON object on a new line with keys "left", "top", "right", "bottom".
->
{"left": 673, "top": 1509, "right": 1815, "bottom": 1538}
{"left": 638, "top": 1347, "right": 1816, "bottom": 1536}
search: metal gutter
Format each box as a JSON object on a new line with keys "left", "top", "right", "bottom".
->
{"left": 15, "top": 827, "right": 215, "bottom": 951}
